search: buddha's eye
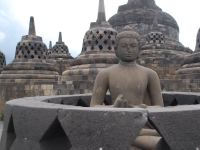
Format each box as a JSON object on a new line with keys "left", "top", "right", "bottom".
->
{"left": 130, "top": 44, "right": 136, "bottom": 47}
{"left": 121, "top": 45, "right": 127, "bottom": 47}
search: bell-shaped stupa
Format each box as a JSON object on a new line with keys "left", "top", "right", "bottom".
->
{"left": 0, "top": 17, "right": 59, "bottom": 79}
{"left": 108, "top": 0, "right": 183, "bottom": 47}
{"left": 48, "top": 32, "right": 74, "bottom": 75}
{"left": 0, "top": 51, "right": 6, "bottom": 73}
{"left": 138, "top": 15, "right": 192, "bottom": 79}
{"left": 175, "top": 28, "right": 200, "bottom": 79}
{"left": 0, "top": 17, "right": 60, "bottom": 115}
{"left": 62, "top": 0, "right": 118, "bottom": 94}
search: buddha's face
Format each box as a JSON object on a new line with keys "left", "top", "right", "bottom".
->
{"left": 117, "top": 37, "right": 139, "bottom": 62}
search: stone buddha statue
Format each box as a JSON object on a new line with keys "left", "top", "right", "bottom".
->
{"left": 90, "top": 26, "right": 164, "bottom": 150}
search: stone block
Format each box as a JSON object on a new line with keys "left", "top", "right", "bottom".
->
{"left": 174, "top": 92, "right": 197, "bottom": 105}
{"left": 58, "top": 108, "right": 147, "bottom": 150}
{"left": 148, "top": 105, "right": 200, "bottom": 150}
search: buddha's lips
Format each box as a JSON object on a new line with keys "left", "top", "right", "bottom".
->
{"left": 125, "top": 54, "right": 133, "bottom": 57}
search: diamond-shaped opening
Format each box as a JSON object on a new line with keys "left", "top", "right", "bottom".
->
{"left": 39, "top": 117, "right": 72, "bottom": 150}
{"left": 90, "top": 31, "right": 93, "bottom": 34}
{"left": 96, "top": 31, "right": 99, "bottom": 34}
{"left": 104, "top": 40, "right": 107, "bottom": 44}
{"left": 31, "top": 47, "right": 34, "bottom": 50}
{"left": 24, "top": 55, "right": 27, "bottom": 58}
{"left": 108, "top": 46, "right": 112, "bottom": 50}
{"left": 90, "top": 46, "right": 94, "bottom": 50}
{"left": 18, "top": 56, "right": 21, "bottom": 58}
{"left": 38, "top": 47, "right": 40, "bottom": 51}
{"left": 112, "top": 41, "right": 115, "bottom": 45}
{"left": 31, "top": 55, "right": 34, "bottom": 59}
{"left": 76, "top": 99, "right": 89, "bottom": 107}
{"left": 28, "top": 43, "right": 31, "bottom": 46}
{"left": 104, "top": 31, "right": 107, "bottom": 34}
{"left": 6, "top": 115, "right": 16, "bottom": 150}
{"left": 99, "top": 45, "right": 103, "bottom": 50}
{"left": 21, "top": 51, "right": 24, "bottom": 54}
{"left": 99, "top": 34, "right": 103, "bottom": 39}
{"left": 39, "top": 44, "right": 42, "bottom": 47}
{"left": 95, "top": 40, "right": 98, "bottom": 45}
{"left": 34, "top": 51, "right": 37, "bottom": 54}
{"left": 108, "top": 35, "right": 111, "bottom": 39}
{"left": 27, "top": 50, "right": 30, "bottom": 54}
{"left": 111, "top": 31, "right": 113, "bottom": 35}
{"left": 25, "top": 46, "right": 28, "bottom": 50}
{"left": 169, "top": 99, "right": 178, "bottom": 106}
{"left": 92, "top": 35, "right": 95, "bottom": 39}
{"left": 38, "top": 56, "right": 41, "bottom": 59}
{"left": 88, "top": 41, "right": 91, "bottom": 45}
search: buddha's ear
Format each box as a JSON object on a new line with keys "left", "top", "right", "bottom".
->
{"left": 137, "top": 46, "right": 141, "bottom": 59}
{"left": 114, "top": 46, "right": 119, "bottom": 58}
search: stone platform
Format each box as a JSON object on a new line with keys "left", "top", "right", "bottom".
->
{"left": 1, "top": 93, "right": 200, "bottom": 150}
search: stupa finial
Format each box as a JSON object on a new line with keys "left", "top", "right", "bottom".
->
{"left": 28, "top": 16, "right": 36, "bottom": 36}
{"left": 97, "top": 0, "right": 106, "bottom": 22}
{"left": 195, "top": 28, "right": 200, "bottom": 53}
{"left": 49, "top": 41, "right": 52, "bottom": 49}
{"left": 58, "top": 32, "right": 62, "bottom": 42}
{"left": 152, "top": 13, "right": 160, "bottom": 32}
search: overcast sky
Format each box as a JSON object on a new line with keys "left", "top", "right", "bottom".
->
{"left": 0, "top": 0, "right": 200, "bottom": 64}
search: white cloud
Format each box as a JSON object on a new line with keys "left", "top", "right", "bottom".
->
{"left": 0, "top": 31, "right": 5, "bottom": 42}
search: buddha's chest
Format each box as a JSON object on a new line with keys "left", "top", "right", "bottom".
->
{"left": 108, "top": 70, "right": 148, "bottom": 93}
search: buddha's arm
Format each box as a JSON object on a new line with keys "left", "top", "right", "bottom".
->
{"left": 90, "top": 70, "right": 112, "bottom": 107}
{"left": 147, "top": 71, "right": 164, "bottom": 107}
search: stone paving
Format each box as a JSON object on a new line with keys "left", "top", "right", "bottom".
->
{"left": 0, "top": 121, "right": 3, "bottom": 140}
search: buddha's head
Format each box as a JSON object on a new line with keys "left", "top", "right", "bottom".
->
{"left": 115, "top": 26, "right": 140, "bottom": 62}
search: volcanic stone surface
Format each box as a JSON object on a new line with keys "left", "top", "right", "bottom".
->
{"left": 0, "top": 95, "right": 147, "bottom": 150}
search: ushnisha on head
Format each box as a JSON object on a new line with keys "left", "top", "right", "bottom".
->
{"left": 114, "top": 26, "right": 141, "bottom": 62}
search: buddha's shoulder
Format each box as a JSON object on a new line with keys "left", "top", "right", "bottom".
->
{"left": 98, "top": 64, "right": 119, "bottom": 75}
{"left": 136, "top": 65, "right": 158, "bottom": 75}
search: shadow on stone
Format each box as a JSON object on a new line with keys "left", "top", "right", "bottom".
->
{"left": 104, "top": 95, "right": 112, "bottom": 105}
{"left": 169, "top": 98, "right": 178, "bottom": 106}
{"left": 76, "top": 99, "right": 88, "bottom": 107}
{"left": 6, "top": 115, "right": 16, "bottom": 150}
{"left": 39, "top": 117, "right": 72, "bottom": 150}
{"left": 153, "top": 138, "right": 171, "bottom": 150}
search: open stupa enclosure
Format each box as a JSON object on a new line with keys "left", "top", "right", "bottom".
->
{"left": 0, "top": 0, "right": 200, "bottom": 117}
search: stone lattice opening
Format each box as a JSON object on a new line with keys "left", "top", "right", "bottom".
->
{"left": 6, "top": 116, "right": 16, "bottom": 150}
{"left": 39, "top": 117, "right": 72, "bottom": 150}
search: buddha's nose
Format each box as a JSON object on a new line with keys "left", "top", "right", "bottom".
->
{"left": 127, "top": 47, "right": 131, "bottom": 53}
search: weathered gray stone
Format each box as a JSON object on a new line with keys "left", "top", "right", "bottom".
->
{"left": 148, "top": 105, "right": 200, "bottom": 150}
{"left": 0, "top": 95, "right": 148, "bottom": 150}
{"left": 153, "top": 138, "right": 171, "bottom": 150}
{"left": 58, "top": 108, "right": 147, "bottom": 150}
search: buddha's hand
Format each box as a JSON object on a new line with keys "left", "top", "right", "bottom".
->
{"left": 113, "top": 94, "right": 128, "bottom": 108}
{"left": 130, "top": 104, "right": 148, "bottom": 108}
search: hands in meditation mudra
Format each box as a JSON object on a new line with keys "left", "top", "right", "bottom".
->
{"left": 90, "top": 26, "right": 164, "bottom": 150}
